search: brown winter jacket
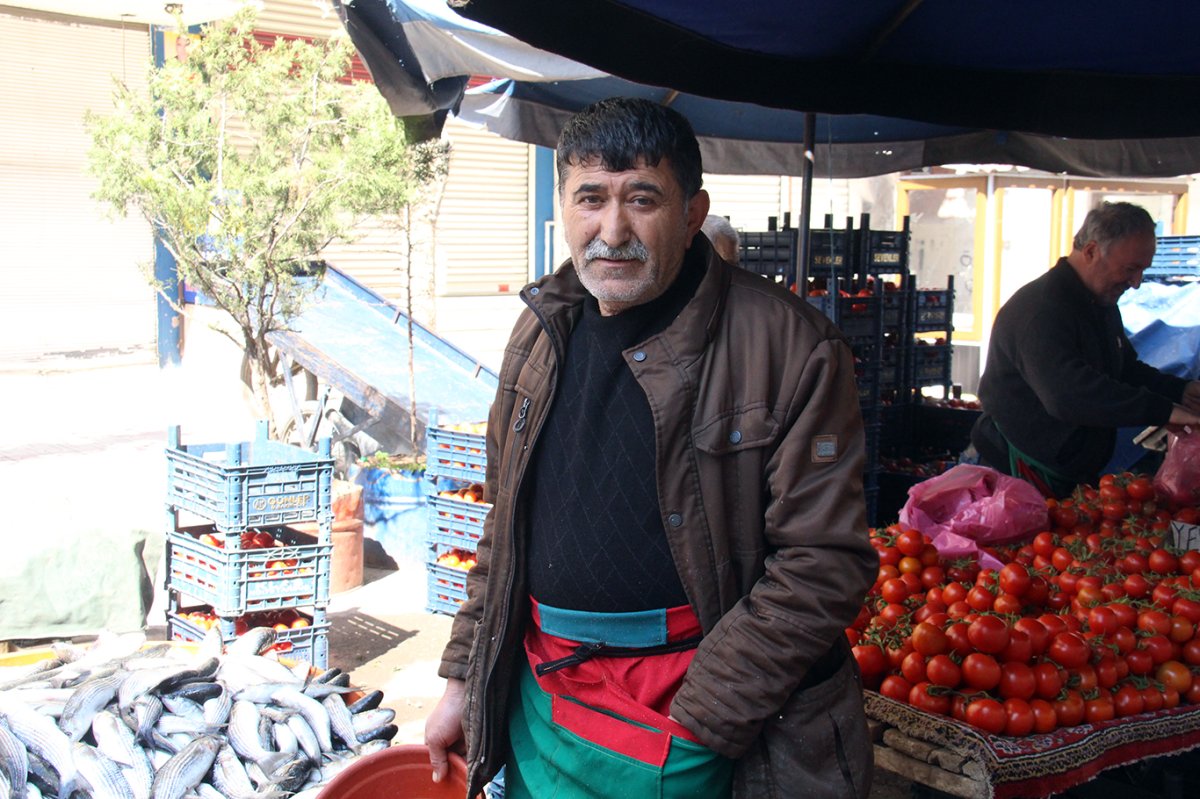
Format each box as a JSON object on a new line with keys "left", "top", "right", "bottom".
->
{"left": 439, "top": 239, "right": 880, "bottom": 798}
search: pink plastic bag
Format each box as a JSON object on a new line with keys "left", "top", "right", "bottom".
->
{"left": 899, "top": 464, "right": 1049, "bottom": 568}
{"left": 1154, "top": 426, "right": 1200, "bottom": 508}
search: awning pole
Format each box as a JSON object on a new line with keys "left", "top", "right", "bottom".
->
{"left": 797, "top": 111, "right": 816, "bottom": 291}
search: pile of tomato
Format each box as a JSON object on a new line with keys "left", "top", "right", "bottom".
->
{"left": 849, "top": 471, "right": 1200, "bottom": 737}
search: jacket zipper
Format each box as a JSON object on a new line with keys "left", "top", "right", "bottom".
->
{"left": 474, "top": 292, "right": 562, "bottom": 782}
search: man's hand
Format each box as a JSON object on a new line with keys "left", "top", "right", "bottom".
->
{"left": 1183, "top": 380, "right": 1200, "bottom": 413}
{"left": 425, "top": 678, "right": 467, "bottom": 783}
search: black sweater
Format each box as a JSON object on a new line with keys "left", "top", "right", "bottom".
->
{"left": 524, "top": 250, "right": 706, "bottom": 612}
{"left": 973, "top": 258, "right": 1186, "bottom": 483}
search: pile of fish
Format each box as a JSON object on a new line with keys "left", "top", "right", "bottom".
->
{"left": 0, "top": 629, "right": 397, "bottom": 799}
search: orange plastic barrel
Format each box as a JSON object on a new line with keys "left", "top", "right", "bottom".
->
{"left": 318, "top": 745, "right": 479, "bottom": 799}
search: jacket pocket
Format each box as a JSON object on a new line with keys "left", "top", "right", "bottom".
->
{"left": 732, "top": 657, "right": 872, "bottom": 799}
{"left": 693, "top": 405, "right": 779, "bottom": 455}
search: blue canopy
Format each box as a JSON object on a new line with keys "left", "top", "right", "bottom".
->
{"left": 336, "top": 0, "right": 1200, "bottom": 177}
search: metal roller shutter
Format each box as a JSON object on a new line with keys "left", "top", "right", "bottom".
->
{"left": 0, "top": 11, "right": 154, "bottom": 365}
{"left": 437, "top": 119, "right": 532, "bottom": 296}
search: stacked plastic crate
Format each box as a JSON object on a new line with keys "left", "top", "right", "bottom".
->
{"left": 423, "top": 420, "right": 488, "bottom": 617}
{"left": 164, "top": 421, "right": 334, "bottom": 667}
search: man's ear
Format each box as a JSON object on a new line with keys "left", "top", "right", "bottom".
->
{"left": 685, "top": 190, "right": 711, "bottom": 244}
{"left": 1081, "top": 239, "right": 1102, "bottom": 265}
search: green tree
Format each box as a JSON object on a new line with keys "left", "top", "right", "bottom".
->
{"left": 87, "top": 6, "right": 446, "bottom": 430}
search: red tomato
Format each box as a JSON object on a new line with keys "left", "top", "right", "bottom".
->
{"left": 1107, "top": 602, "right": 1138, "bottom": 630}
{"left": 999, "top": 563, "right": 1032, "bottom": 598}
{"left": 1173, "top": 596, "right": 1200, "bottom": 625}
{"left": 880, "top": 578, "right": 908, "bottom": 604}
{"left": 1051, "top": 547, "right": 1075, "bottom": 572}
{"left": 1054, "top": 690, "right": 1086, "bottom": 728}
{"left": 1143, "top": 634, "right": 1176, "bottom": 666}
{"left": 1013, "top": 617, "right": 1050, "bottom": 656}
{"left": 1141, "top": 685, "right": 1165, "bottom": 712}
{"left": 1126, "top": 648, "right": 1155, "bottom": 675}
{"left": 1182, "top": 637, "right": 1200, "bottom": 667}
{"left": 910, "top": 621, "right": 949, "bottom": 656}
{"left": 1001, "top": 627, "right": 1034, "bottom": 664}
{"left": 1003, "top": 698, "right": 1036, "bottom": 737}
{"left": 1126, "top": 476, "right": 1155, "bottom": 502}
{"left": 997, "top": 661, "right": 1036, "bottom": 701}
{"left": 967, "top": 585, "right": 997, "bottom": 613}
{"left": 908, "top": 681, "right": 952, "bottom": 716}
{"left": 942, "top": 582, "right": 970, "bottom": 605}
{"left": 852, "top": 644, "right": 887, "bottom": 683}
{"left": 993, "top": 593, "right": 1024, "bottom": 615}
{"left": 1137, "top": 609, "right": 1172, "bottom": 636}
{"left": 1084, "top": 693, "right": 1116, "bottom": 724}
{"left": 968, "top": 615, "right": 1011, "bottom": 655}
{"left": 925, "top": 654, "right": 962, "bottom": 688}
{"left": 1087, "top": 605, "right": 1119, "bottom": 637}
{"left": 1169, "top": 615, "right": 1195, "bottom": 644}
{"left": 1153, "top": 582, "right": 1180, "bottom": 609}
{"left": 1149, "top": 548, "right": 1180, "bottom": 575}
{"left": 965, "top": 698, "right": 1007, "bottom": 735}
{"left": 1094, "top": 656, "right": 1119, "bottom": 689}
{"left": 895, "top": 528, "right": 926, "bottom": 557}
{"left": 1113, "top": 684, "right": 1145, "bottom": 718}
{"left": 1157, "top": 660, "right": 1194, "bottom": 694}
{"left": 961, "top": 652, "right": 1002, "bottom": 691}
{"left": 1047, "top": 631, "right": 1091, "bottom": 669}
{"left": 1033, "top": 662, "right": 1065, "bottom": 700}
{"left": 1179, "top": 551, "right": 1200, "bottom": 576}
{"left": 920, "top": 565, "right": 946, "bottom": 589}
{"left": 1038, "top": 613, "right": 1069, "bottom": 638}
{"left": 899, "top": 572, "right": 925, "bottom": 596}
{"left": 1108, "top": 626, "right": 1138, "bottom": 655}
{"left": 879, "top": 675, "right": 913, "bottom": 703}
{"left": 1030, "top": 698, "right": 1058, "bottom": 733}
{"left": 946, "top": 622, "right": 974, "bottom": 658}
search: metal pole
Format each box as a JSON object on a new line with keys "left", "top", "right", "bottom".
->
{"left": 797, "top": 112, "right": 816, "bottom": 292}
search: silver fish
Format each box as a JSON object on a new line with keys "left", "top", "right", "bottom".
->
{"left": 201, "top": 686, "right": 231, "bottom": 728}
{"left": 59, "top": 670, "right": 128, "bottom": 742}
{"left": 0, "top": 718, "right": 28, "bottom": 799}
{"left": 345, "top": 690, "right": 383, "bottom": 714}
{"left": 126, "top": 695, "right": 163, "bottom": 747}
{"left": 320, "top": 695, "right": 358, "bottom": 754}
{"left": 91, "top": 711, "right": 153, "bottom": 799}
{"left": 258, "top": 754, "right": 312, "bottom": 795}
{"left": 284, "top": 715, "right": 321, "bottom": 765}
{"left": 216, "top": 659, "right": 302, "bottom": 695}
{"left": 211, "top": 744, "right": 284, "bottom": 799}
{"left": 159, "top": 696, "right": 204, "bottom": 724}
{"left": 350, "top": 707, "right": 395, "bottom": 738}
{"left": 270, "top": 722, "right": 298, "bottom": 758}
{"left": 268, "top": 689, "right": 331, "bottom": 753}
{"left": 225, "top": 630, "right": 276, "bottom": 659}
{"left": 24, "top": 749, "right": 60, "bottom": 798}
{"left": 227, "top": 702, "right": 278, "bottom": 768}
{"left": 72, "top": 742, "right": 134, "bottom": 799}
{"left": 149, "top": 735, "right": 220, "bottom": 799}
{"left": 0, "top": 696, "right": 77, "bottom": 799}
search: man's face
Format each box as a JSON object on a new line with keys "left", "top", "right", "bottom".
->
{"left": 560, "top": 156, "right": 709, "bottom": 315}
{"left": 1079, "top": 231, "right": 1155, "bottom": 306}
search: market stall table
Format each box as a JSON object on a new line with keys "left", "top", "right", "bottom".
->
{"left": 865, "top": 691, "right": 1200, "bottom": 799}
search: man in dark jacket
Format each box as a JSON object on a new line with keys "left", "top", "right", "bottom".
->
{"left": 972, "top": 201, "right": 1200, "bottom": 497}
{"left": 424, "top": 97, "right": 878, "bottom": 798}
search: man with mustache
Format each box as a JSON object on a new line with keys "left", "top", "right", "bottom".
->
{"left": 425, "top": 97, "right": 877, "bottom": 799}
{"left": 972, "top": 201, "right": 1200, "bottom": 498}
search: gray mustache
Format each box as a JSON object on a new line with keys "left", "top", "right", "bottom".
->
{"left": 584, "top": 238, "right": 650, "bottom": 262}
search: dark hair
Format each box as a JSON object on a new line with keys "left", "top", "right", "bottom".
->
{"left": 1072, "top": 201, "right": 1156, "bottom": 253}
{"left": 556, "top": 97, "right": 703, "bottom": 198}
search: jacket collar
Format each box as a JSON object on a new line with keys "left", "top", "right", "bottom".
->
{"left": 521, "top": 236, "right": 732, "bottom": 364}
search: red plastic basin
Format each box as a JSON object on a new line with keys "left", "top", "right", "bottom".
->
{"left": 318, "top": 744, "right": 477, "bottom": 799}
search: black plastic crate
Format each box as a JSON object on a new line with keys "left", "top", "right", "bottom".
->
{"left": 914, "top": 289, "right": 953, "bottom": 331}
{"left": 913, "top": 403, "right": 981, "bottom": 455}
{"left": 739, "top": 230, "right": 796, "bottom": 281}
{"left": 910, "top": 343, "right": 953, "bottom": 386}
{"left": 807, "top": 228, "right": 852, "bottom": 277}
{"left": 166, "top": 423, "right": 333, "bottom": 532}
{"left": 167, "top": 523, "right": 331, "bottom": 616}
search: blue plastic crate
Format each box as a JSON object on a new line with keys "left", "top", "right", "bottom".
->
{"left": 167, "top": 604, "right": 329, "bottom": 668}
{"left": 427, "top": 494, "right": 490, "bottom": 552}
{"left": 167, "top": 524, "right": 331, "bottom": 616}
{"left": 425, "top": 561, "right": 469, "bottom": 617}
{"left": 166, "top": 423, "right": 333, "bottom": 532}
{"left": 425, "top": 424, "right": 487, "bottom": 482}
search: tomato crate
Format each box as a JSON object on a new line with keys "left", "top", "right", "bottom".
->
{"left": 914, "top": 289, "right": 953, "bottom": 331}
{"left": 167, "top": 523, "right": 331, "bottom": 616}
{"left": 427, "top": 494, "right": 490, "bottom": 552}
{"left": 166, "top": 603, "right": 329, "bottom": 668}
{"left": 910, "top": 344, "right": 953, "bottom": 386}
{"left": 426, "top": 424, "right": 487, "bottom": 482}
{"left": 426, "top": 561, "right": 469, "bottom": 617}
{"left": 807, "top": 293, "right": 882, "bottom": 340}
{"left": 166, "top": 423, "right": 333, "bottom": 532}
